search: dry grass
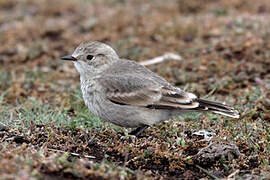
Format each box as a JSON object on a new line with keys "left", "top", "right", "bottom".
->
{"left": 0, "top": 0, "right": 270, "bottom": 179}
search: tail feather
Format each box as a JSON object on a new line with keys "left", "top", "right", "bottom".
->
{"left": 196, "top": 98, "right": 240, "bottom": 118}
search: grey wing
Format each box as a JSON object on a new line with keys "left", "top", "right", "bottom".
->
{"left": 97, "top": 75, "right": 200, "bottom": 109}
{"left": 103, "top": 59, "right": 171, "bottom": 86}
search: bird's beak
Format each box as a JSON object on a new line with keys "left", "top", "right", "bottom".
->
{"left": 60, "top": 55, "right": 77, "bottom": 61}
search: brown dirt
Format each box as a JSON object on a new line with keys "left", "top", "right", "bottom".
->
{"left": 0, "top": 0, "right": 270, "bottom": 179}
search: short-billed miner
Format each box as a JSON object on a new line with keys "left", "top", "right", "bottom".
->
{"left": 61, "top": 41, "right": 239, "bottom": 136}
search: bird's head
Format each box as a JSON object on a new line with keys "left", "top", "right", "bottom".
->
{"left": 61, "top": 41, "right": 118, "bottom": 75}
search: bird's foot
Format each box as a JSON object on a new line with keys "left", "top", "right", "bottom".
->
{"left": 129, "top": 125, "right": 149, "bottom": 137}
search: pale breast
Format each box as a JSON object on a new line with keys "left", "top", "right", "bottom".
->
{"left": 80, "top": 78, "right": 106, "bottom": 118}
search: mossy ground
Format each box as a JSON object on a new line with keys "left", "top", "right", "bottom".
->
{"left": 0, "top": 0, "right": 269, "bottom": 179}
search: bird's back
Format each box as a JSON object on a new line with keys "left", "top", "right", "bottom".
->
{"left": 101, "top": 59, "right": 172, "bottom": 87}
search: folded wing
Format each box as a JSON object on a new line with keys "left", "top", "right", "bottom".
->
{"left": 97, "top": 75, "right": 199, "bottom": 109}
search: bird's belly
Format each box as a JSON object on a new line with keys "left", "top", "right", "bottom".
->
{"left": 81, "top": 85, "right": 172, "bottom": 128}
{"left": 85, "top": 96, "right": 171, "bottom": 127}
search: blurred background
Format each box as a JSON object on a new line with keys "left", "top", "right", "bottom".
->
{"left": 0, "top": 0, "right": 269, "bottom": 179}
{"left": 1, "top": 0, "right": 270, "bottom": 105}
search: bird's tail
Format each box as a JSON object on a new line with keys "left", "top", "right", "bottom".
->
{"left": 195, "top": 98, "right": 240, "bottom": 118}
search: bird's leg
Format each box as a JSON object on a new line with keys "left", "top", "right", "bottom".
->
{"left": 129, "top": 125, "right": 149, "bottom": 137}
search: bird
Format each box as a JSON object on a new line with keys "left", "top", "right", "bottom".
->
{"left": 61, "top": 41, "right": 239, "bottom": 136}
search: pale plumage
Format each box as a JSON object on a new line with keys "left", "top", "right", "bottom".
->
{"left": 61, "top": 41, "right": 239, "bottom": 136}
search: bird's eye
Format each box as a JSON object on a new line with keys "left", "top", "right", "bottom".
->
{"left": 86, "top": 55, "right": 94, "bottom": 60}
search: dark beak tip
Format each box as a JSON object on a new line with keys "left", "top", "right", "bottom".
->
{"left": 60, "top": 55, "right": 77, "bottom": 61}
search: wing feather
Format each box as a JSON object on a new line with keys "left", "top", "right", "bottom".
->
{"left": 97, "top": 75, "right": 199, "bottom": 109}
